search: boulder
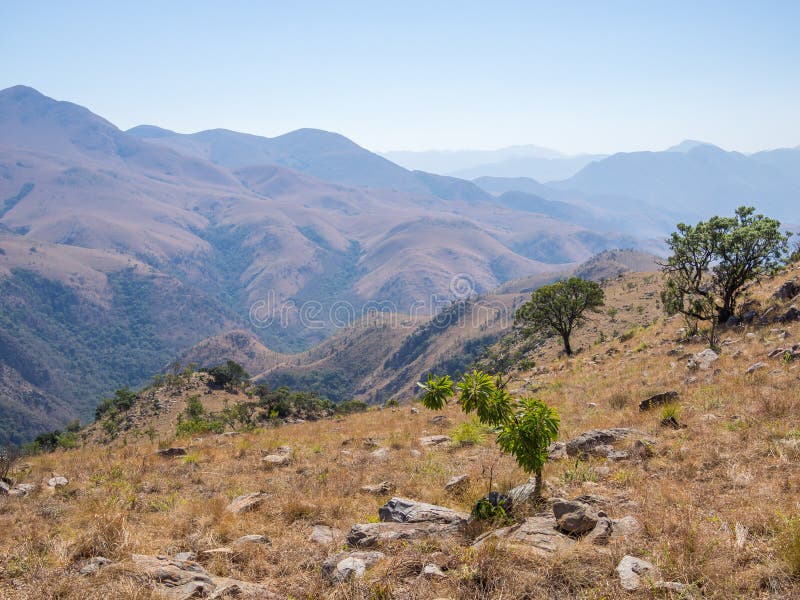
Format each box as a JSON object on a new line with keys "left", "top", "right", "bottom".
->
{"left": 129, "top": 554, "right": 280, "bottom": 599}
{"left": 9, "top": 483, "right": 36, "bottom": 497}
{"left": 156, "top": 447, "right": 187, "bottom": 458}
{"left": 370, "top": 447, "right": 390, "bottom": 460}
{"left": 779, "top": 307, "right": 800, "bottom": 322}
{"left": 774, "top": 280, "right": 800, "bottom": 300}
{"left": 444, "top": 474, "right": 469, "bottom": 494}
{"left": 616, "top": 555, "right": 658, "bottom": 591}
{"left": 347, "top": 521, "right": 463, "bottom": 547}
{"left": 47, "top": 475, "right": 68, "bottom": 488}
{"left": 687, "top": 349, "right": 719, "bottom": 371}
{"left": 507, "top": 479, "right": 538, "bottom": 505}
{"left": 361, "top": 481, "right": 395, "bottom": 494}
{"left": 78, "top": 556, "right": 111, "bottom": 576}
{"left": 474, "top": 513, "right": 574, "bottom": 555}
{"left": 745, "top": 362, "right": 766, "bottom": 374}
{"left": 309, "top": 525, "right": 341, "bottom": 545}
{"left": 261, "top": 454, "right": 291, "bottom": 468}
{"left": 565, "top": 428, "right": 643, "bottom": 457}
{"left": 421, "top": 564, "right": 447, "bottom": 579}
{"left": 552, "top": 500, "right": 601, "bottom": 535}
{"left": 639, "top": 391, "right": 679, "bottom": 411}
{"left": 233, "top": 534, "right": 270, "bottom": 546}
{"left": 547, "top": 441, "right": 567, "bottom": 460}
{"left": 321, "top": 551, "right": 385, "bottom": 583}
{"left": 0, "top": 480, "right": 8, "bottom": 495}
{"left": 378, "top": 497, "right": 469, "bottom": 525}
{"left": 225, "top": 492, "right": 270, "bottom": 514}
{"left": 419, "top": 435, "right": 451, "bottom": 447}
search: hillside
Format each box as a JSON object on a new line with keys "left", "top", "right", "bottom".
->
{"left": 0, "top": 85, "right": 653, "bottom": 442}
{"left": 2, "top": 265, "right": 800, "bottom": 598}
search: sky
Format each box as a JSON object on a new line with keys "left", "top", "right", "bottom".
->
{"left": 1, "top": 1, "right": 799, "bottom": 155}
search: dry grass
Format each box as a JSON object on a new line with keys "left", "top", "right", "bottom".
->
{"left": 2, "top": 266, "right": 800, "bottom": 598}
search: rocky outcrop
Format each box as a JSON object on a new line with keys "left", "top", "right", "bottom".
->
{"left": 419, "top": 435, "right": 451, "bottom": 447}
{"left": 347, "top": 521, "right": 463, "bottom": 547}
{"left": 474, "top": 513, "right": 574, "bottom": 555}
{"left": 225, "top": 492, "right": 270, "bottom": 514}
{"left": 378, "top": 497, "right": 469, "bottom": 525}
{"left": 322, "top": 551, "right": 385, "bottom": 583}
{"left": 639, "top": 391, "right": 679, "bottom": 411}
{"left": 565, "top": 428, "right": 645, "bottom": 457}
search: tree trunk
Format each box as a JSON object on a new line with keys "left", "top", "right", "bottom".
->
{"left": 533, "top": 468, "right": 543, "bottom": 500}
{"left": 562, "top": 334, "right": 572, "bottom": 356}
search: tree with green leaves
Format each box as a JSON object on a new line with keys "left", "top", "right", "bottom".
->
{"left": 418, "top": 369, "right": 559, "bottom": 501}
{"left": 515, "top": 277, "right": 604, "bottom": 356}
{"left": 661, "top": 206, "right": 790, "bottom": 344}
{"left": 205, "top": 360, "right": 250, "bottom": 389}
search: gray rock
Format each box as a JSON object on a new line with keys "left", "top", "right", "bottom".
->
{"left": 610, "top": 515, "right": 642, "bottom": 539}
{"left": 547, "top": 441, "right": 567, "bottom": 460}
{"left": 410, "top": 407, "right": 419, "bottom": 414}
{"left": 173, "top": 551, "right": 197, "bottom": 562}
{"left": 322, "top": 551, "right": 385, "bottom": 583}
{"left": 585, "top": 517, "right": 614, "bottom": 545}
{"left": 639, "top": 391, "right": 679, "bottom": 411}
{"left": 444, "top": 474, "right": 470, "bottom": 493}
{"left": 688, "top": 349, "right": 719, "bottom": 371}
{"left": 552, "top": 500, "right": 600, "bottom": 535}
{"left": 507, "top": 478, "right": 538, "bottom": 505}
{"left": 0, "top": 480, "right": 9, "bottom": 495}
{"left": 261, "top": 454, "right": 291, "bottom": 468}
{"left": 474, "top": 513, "right": 574, "bottom": 555}
{"left": 421, "top": 563, "right": 446, "bottom": 578}
{"left": 309, "top": 525, "right": 341, "bottom": 545}
{"left": 378, "top": 497, "right": 469, "bottom": 525}
{"left": 225, "top": 492, "right": 270, "bottom": 514}
{"left": 47, "top": 475, "right": 68, "bottom": 488}
{"left": 419, "top": 435, "right": 451, "bottom": 447}
{"left": 616, "top": 555, "right": 658, "bottom": 591}
{"left": 774, "top": 280, "right": 800, "bottom": 300}
{"left": 347, "top": 521, "right": 463, "bottom": 547}
{"left": 370, "top": 447, "right": 390, "bottom": 460}
{"left": 565, "top": 429, "right": 643, "bottom": 457}
{"left": 409, "top": 449, "right": 422, "bottom": 458}
{"left": 361, "top": 480, "right": 395, "bottom": 494}
{"left": 156, "top": 447, "right": 187, "bottom": 457}
{"left": 78, "top": 556, "right": 111, "bottom": 576}
{"left": 430, "top": 415, "right": 449, "bottom": 425}
{"left": 746, "top": 362, "right": 767, "bottom": 374}
{"left": 234, "top": 534, "right": 270, "bottom": 546}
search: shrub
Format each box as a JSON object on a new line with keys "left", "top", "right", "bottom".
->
{"left": 450, "top": 418, "right": 490, "bottom": 447}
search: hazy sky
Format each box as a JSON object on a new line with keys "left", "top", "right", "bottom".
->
{"left": 2, "top": 1, "right": 798, "bottom": 154}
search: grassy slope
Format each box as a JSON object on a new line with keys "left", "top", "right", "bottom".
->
{"left": 2, "top": 266, "right": 800, "bottom": 598}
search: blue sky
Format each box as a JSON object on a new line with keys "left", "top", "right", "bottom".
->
{"left": 2, "top": 1, "right": 798, "bottom": 154}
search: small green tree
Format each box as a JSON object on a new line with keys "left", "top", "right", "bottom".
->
{"left": 205, "top": 360, "right": 250, "bottom": 389}
{"left": 661, "top": 206, "right": 790, "bottom": 344}
{"left": 418, "top": 369, "right": 559, "bottom": 501}
{"left": 516, "top": 277, "right": 604, "bottom": 356}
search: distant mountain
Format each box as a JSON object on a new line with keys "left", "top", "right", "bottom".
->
{"left": 381, "top": 144, "right": 565, "bottom": 174}
{"left": 448, "top": 154, "right": 607, "bottom": 183}
{"left": 127, "top": 124, "right": 491, "bottom": 201}
{"left": 666, "top": 139, "right": 716, "bottom": 153}
{"left": 553, "top": 144, "right": 800, "bottom": 223}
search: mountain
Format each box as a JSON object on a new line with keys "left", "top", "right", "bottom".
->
{"left": 127, "top": 124, "right": 492, "bottom": 201}
{"left": 666, "top": 139, "right": 716, "bottom": 152}
{"left": 381, "top": 144, "right": 565, "bottom": 173}
{"left": 0, "top": 85, "right": 647, "bottom": 443}
{"left": 448, "top": 153, "right": 607, "bottom": 183}
{"left": 553, "top": 144, "right": 800, "bottom": 223}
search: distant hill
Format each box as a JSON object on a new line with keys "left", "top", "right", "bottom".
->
{"left": 382, "top": 144, "right": 565, "bottom": 173}
{"left": 448, "top": 154, "right": 607, "bottom": 183}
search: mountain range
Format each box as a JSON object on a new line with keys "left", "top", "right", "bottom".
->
{"left": 0, "top": 84, "right": 797, "bottom": 444}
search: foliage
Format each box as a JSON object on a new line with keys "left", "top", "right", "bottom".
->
{"left": 777, "top": 516, "right": 800, "bottom": 576}
{"left": 419, "top": 368, "right": 559, "bottom": 500}
{"left": 335, "top": 400, "right": 369, "bottom": 415}
{"left": 515, "top": 277, "right": 604, "bottom": 355}
{"left": 252, "top": 383, "right": 335, "bottom": 420}
{"left": 471, "top": 493, "right": 513, "bottom": 524}
{"left": 0, "top": 445, "right": 19, "bottom": 480}
{"left": 661, "top": 206, "right": 790, "bottom": 344}
{"left": 450, "top": 418, "right": 491, "bottom": 447}
{"left": 204, "top": 360, "right": 250, "bottom": 389}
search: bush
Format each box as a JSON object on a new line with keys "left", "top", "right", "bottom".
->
{"left": 450, "top": 418, "right": 490, "bottom": 447}
{"left": 204, "top": 360, "right": 250, "bottom": 389}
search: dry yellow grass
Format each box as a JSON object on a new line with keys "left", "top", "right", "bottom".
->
{"left": 2, "top": 266, "right": 800, "bottom": 598}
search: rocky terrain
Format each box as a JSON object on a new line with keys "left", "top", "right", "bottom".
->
{"left": 2, "top": 265, "right": 800, "bottom": 598}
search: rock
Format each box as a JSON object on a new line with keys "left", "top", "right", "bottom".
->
{"left": 639, "top": 391, "right": 679, "bottom": 411}
{"left": 430, "top": 415, "right": 449, "bottom": 425}
{"left": 225, "top": 492, "right": 270, "bottom": 514}
{"left": 129, "top": 554, "right": 280, "bottom": 599}
{"left": 361, "top": 480, "right": 395, "bottom": 494}
{"left": 370, "top": 447, "right": 390, "bottom": 460}
{"left": 174, "top": 552, "right": 197, "bottom": 562}
{"left": 202, "top": 547, "right": 234, "bottom": 556}
{"left": 768, "top": 347, "right": 787, "bottom": 358}
{"left": 78, "top": 556, "right": 111, "bottom": 576}
{"left": 347, "top": 521, "right": 464, "bottom": 547}
{"left": 585, "top": 517, "right": 614, "bottom": 545}
{"left": 309, "top": 525, "right": 341, "bottom": 545}
{"left": 261, "top": 454, "right": 291, "bottom": 468}
{"left": 0, "top": 480, "right": 8, "bottom": 495}
{"left": 419, "top": 435, "right": 451, "bottom": 447}
{"left": 616, "top": 555, "right": 658, "bottom": 591}
{"left": 655, "top": 581, "right": 691, "bottom": 594}
{"left": 9, "top": 482, "right": 36, "bottom": 497}
{"left": 779, "top": 307, "right": 800, "bottom": 322}
{"left": 774, "top": 280, "right": 800, "bottom": 300}
{"left": 610, "top": 515, "right": 643, "bottom": 539}
{"left": 745, "top": 362, "right": 766, "bottom": 374}
{"left": 409, "top": 449, "right": 422, "bottom": 458}
{"left": 444, "top": 474, "right": 470, "bottom": 494}
{"left": 421, "top": 564, "right": 447, "bottom": 579}
{"left": 322, "top": 551, "right": 385, "bottom": 583}
{"left": 552, "top": 500, "right": 600, "bottom": 535}
{"left": 474, "top": 513, "right": 574, "bottom": 555}
{"left": 607, "top": 450, "right": 630, "bottom": 460}
{"left": 156, "top": 447, "right": 187, "bottom": 458}
{"left": 233, "top": 534, "right": 270, "bottom": 546}
{"left": 565, "top": 429, "right": 643, "bottom": 457}
{"left": 586, "top": 402, "right": 597, "bottom": 408}
{"left": 691, "top": 349, "right": 719, "bottom": 371}
{"left": 547, "top": 441, "right": 567, "bottom": 459}
{"left": 47, "top": 475, "right": 68, "bottom": 488}
{"left": 410, "top": 407, "right": 419, "bottom": 414}
{"left": 507, "top": 478, "right": 538, "bottom": 505}
{"left": 378, "top": 497, "right": 469, "bottom": 525}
